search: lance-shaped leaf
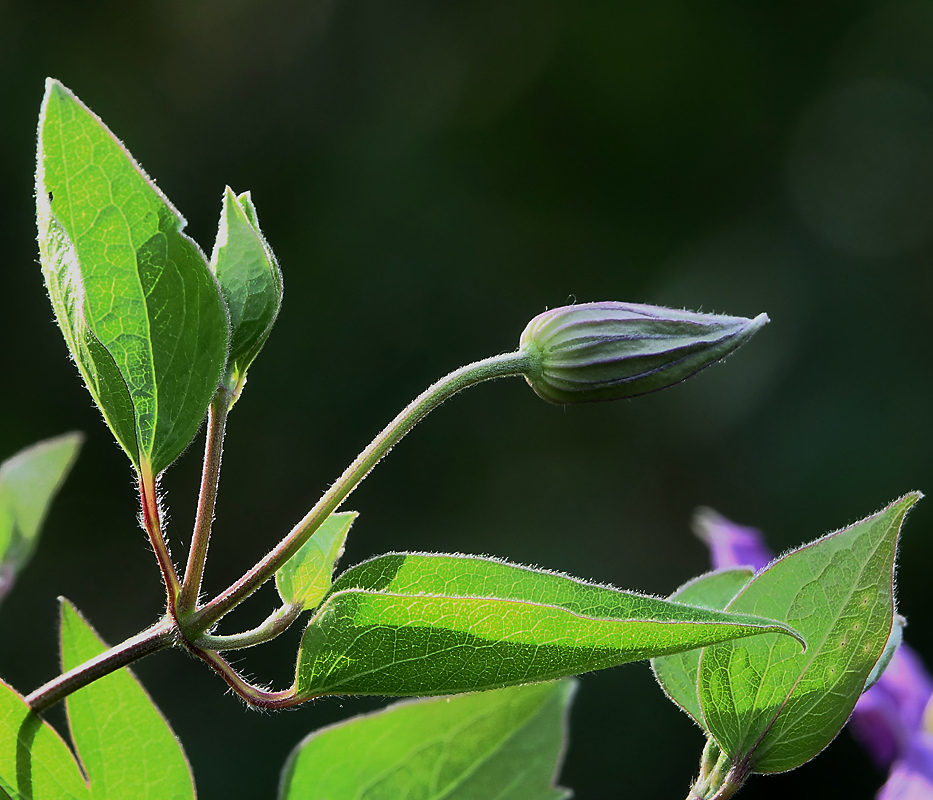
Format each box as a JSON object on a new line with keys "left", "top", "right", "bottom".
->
{"left": 0, "top": 679, "right": 89, "bottom": 800}
{"left": 0, "top": 432, "right": 82, "bottom": 605}
{"left": 36, "top": 79, "right": 229, "bottom": 476}
{"left": 294, "top": 552, "right": 803, "bottom": 699}
{"left": 60, "top": 600, "right": 196, "bottom": 800}
{"left": 280, "top": 679, "right": 576, "bottom": 800}
{"left": 698, "top": 493, "right": 920, "bottom": 775}
{"left": 210, "top": 187, "right": 283, "bottom": 400}
{"left": 651, "top": 567, "right": 754, "bottom": 728}
{"left": 275, "top": 511, "right": 356, "bottom": 610}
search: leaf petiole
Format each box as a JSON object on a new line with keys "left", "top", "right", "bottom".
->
{"left": 177, "top": 387, "right": 232, "bottom": 616}
{"left": 193, "top": 603, "right": 302, "bottom": 651}
{"left": 138, "top": 461, "right": 181, "bottom": 613}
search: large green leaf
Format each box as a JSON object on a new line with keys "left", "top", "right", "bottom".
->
{"left": 210, "top": 187, "right": 282, "bottom": 400}
{"left": 60, "top": 600, "right": 196, "bottom": 800}
{"left": 651, "top": 567, "right": 753, "bottom": 728}
{"left": 697, "top": 493, "right": 919, "bottom": 774}
{"left": 0, "top": 679, "right": 89, "bottom": 800}
{"left": 36, "top": 79, "right": 229, "bottom": 476}
{"left": 275, "top": 511, "right": 356, "bottom": 611}
{"left": 279, "top": 680, "right": 575, "bottom": 800}
{"left": 0, "top": 432, "right": 82, "bottom": 605}
{"left": 294, "top": 552, "right": 803, "bottom": 698}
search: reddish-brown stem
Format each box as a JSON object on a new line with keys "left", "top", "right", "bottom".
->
{"left": 178, "top": 391, "right": 230, "bottom": 615}
{"left": 188, "top": 647, "right": 308, "bottom": 709}
{"left": 25, "top": 618, "right": 175, "bottom": 713}
{"left": 139, "top": 463, "right": 181, "bottom": 615}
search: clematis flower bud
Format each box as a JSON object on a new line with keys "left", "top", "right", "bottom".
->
{"left": 519, "top": 301, "right": 768, "bottom": 404}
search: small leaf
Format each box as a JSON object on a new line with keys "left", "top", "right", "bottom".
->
{"left": 864, "top": 614, "right": 905, "bottom": 693}
{"left": 698, "top": 493, "right": 920, "bottom": 774}
{"left": 294, "top": 553, "right": 803, "bottom": 698}
{"left": 0, "top": 432, "right": 83, "bottom": 605}
{"left": 210, "top": 187, "right": 283, "bottom": 400}
{"left": 279, "top": 680, "right": 575, "bottom": 800}
{"left": 0, "top": 678, "right": 89, "bottom": 799}
{"left": 275, "top": 511, "right": 356, "bottom": 610}
{"left": 651, "top": 567, "right": 754, "bottom": 728}
{"left": 36, "top": 79, "right": 229, "bottom": 476}
{"left": 60, "top": 600, "right": 196, "bottom": 799}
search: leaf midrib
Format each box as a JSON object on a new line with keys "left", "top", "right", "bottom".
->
{"left": 727, "top": 521, "right": 892, "bottom": 765}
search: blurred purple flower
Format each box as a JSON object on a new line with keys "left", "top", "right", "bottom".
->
{"left": 691, "top": 507, "right": 772, "bottom": 572}
{"left": 692, "top": 508, "right": 933, "bottom": 799}
{"left": 878, "top": 734, "right": 933, "bottom": 800}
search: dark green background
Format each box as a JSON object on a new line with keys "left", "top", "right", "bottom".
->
{"left": 2, "top": 1, "right": 931, "bottom": 797}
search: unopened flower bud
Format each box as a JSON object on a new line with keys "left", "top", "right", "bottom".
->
{"left": 519, "top": 301, "right": 768, "bottom": 404}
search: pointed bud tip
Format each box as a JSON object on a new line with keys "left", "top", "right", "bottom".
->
{"left": 519, "top": 301, "right": 769, "bottom": 404}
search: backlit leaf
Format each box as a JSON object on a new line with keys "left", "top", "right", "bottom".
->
{"left": 0, "top": 678, "right": 88, "bottom": 800}
{"left": 275, "top": 512, "right": 356, "bottom": 610}
{"left": 294, "top": 552, "right": 802, "bottom": 698}
{"left": 698, "top": 493, "right": 919, "bottom": 774}
{"left": 0, "top": 432, "right": 82, "bottom": 605}
{"left": 651, "top": 567, "right": 753, "bottom": 728}
{"left": 36, "top": 79, "right": 229, "bottom": 476}
{"left": 280, "top": 680, "right": 575, "bottom": 800}
{"left": 210, "top": 187, "right": 282, "bottom": 401}
{"left": 60, "top": 600, "right": 196, "bottom": 799}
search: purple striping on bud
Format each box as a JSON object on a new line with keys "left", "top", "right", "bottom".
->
{"left": 518, "top": 301, "right": 769, "bottom": 404}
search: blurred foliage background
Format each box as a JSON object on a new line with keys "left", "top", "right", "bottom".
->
{"left": 1, "top": 1, "right": 932, "bottom": 797}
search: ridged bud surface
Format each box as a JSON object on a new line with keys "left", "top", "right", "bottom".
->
{"left": 519, "top": 301, "right": 768, "bottom": 404}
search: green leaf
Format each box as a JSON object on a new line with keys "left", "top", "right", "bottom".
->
{"left": 651, "top": 567, "right": 754, "bottom": 728}
{"left": 0, "top": 678, "right": 89, "bottom": 800}
{"left": 36, "top": 79, "right": 229, "bottom": 476}
{"left": 697, "top": 493, "right": 920, "bottom": 774}
{"left": 275, "top": 511, "right": 356, "bottom": 610}
{"left": 279, "top": 680, "right": 575, "bottom": 800}
{"left": 210, "top": 187, "right": 282, "bottom": 400}
{"left": 0, "top": 432, "right": 83, "bottom": 605}
{"left": 294, "top": 552, "right": 803, "bottom": 698}
{"left": 60, "top": 600, "right": 196, "bottom": 799}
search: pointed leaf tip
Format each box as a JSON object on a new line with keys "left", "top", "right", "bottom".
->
{"left": 36, "top": 80, "right": 229, "bottom": 475}
{"left": 698, "top": 494, "right": 919, "bottom": 774}
{"left": 210, "top": 186, "right": 283, "bottom": 401}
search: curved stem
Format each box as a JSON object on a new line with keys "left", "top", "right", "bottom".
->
{"left": 193, "top": 604, "right": 301, "bottom": 651}
{"left": 178, "top": 390, "right": 230, "bottom": 615}
{"left": 25, "top": 618, "right": 175, "bottom": 713}
{"left": 139, "top": 463, "right": 181, "bottom": 614}
{"left": 189, "top": 648, "right": 307, "bottom": 709}
{"left": 187, "top": 350, "right": 532, "bottom": 634}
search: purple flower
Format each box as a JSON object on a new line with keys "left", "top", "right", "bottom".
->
{"left": 692, "top": 508, "right": 933, "bottom": 798}
{"left": 877, "top": 734, "right": 933, "bottom": 800}
{"left": 850, "top": 645, "right": 933, "bottom": 770}
{"left": 691, "top": 507, "right": 772, "bottom": 573}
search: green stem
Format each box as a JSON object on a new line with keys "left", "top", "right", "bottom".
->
{"left": 186, "top": 350, "right": 532, "bottom": 635}
{"left": 25, "top": 618, "right": 175, "bottom": 713}
{"left": 178, "top": 389, "right": 231, "bottom": 615}
{"left": 193, "top": 604, "right": 301, "bottom": 650}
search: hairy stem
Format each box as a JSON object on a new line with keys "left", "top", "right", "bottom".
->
{"left": 139, "top": 463, "right": 181, "bottom": 614}
{"left": 178, "top": 390, "right": 231, "bottom": 615}
{"left": 189, "top": 648, "right": 306, "bottom": 709}
{"left": 187, "top": 350, "right": 532, "bottom": 634}
{"left": 193, "top": 604, "right": 302, "bottom": 651}
{"left": 25, "top": 618, "right": 175, "bottom": 713}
